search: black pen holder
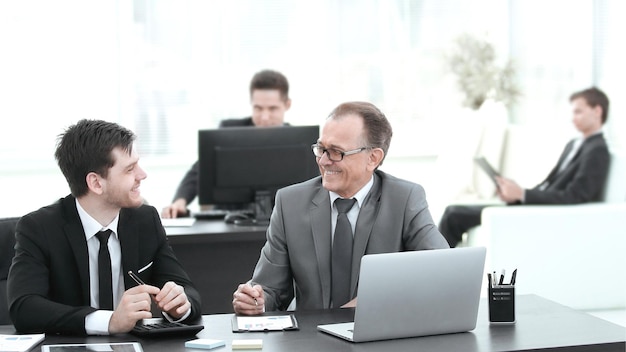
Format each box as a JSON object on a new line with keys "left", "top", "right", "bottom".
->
{"left": 488, "top": 285, "right": 515, "bottom": 323}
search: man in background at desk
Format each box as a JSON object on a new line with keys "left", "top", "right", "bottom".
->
{"left": 7, "top": 119, "right": 201, "bottom": 335}
{"left": 232, "top": 101, "right": 449, "bottom": 315}
{"left": 161, "top": 69, "right": 292, "bottom": 218}
{"left": 438, "top": 86, "right": 611, "bottom": 247}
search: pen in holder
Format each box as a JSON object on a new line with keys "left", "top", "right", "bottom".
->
{"left": 487, "top": 269, "right": 516, "bottom": 324}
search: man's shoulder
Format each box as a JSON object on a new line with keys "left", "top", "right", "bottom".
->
{"left": 120, "top": 204, "right": 159, "bottom": 223}
{"left": 279, "top": 176, "right": 322, "bottom": 194}
{"left": 17, "top": 196, "right": 75, "bottom": 234}
{"left": 580, "top": 133, "right": 610, "bottom": 156}
{"left": 23, "top": 195, "right": 70, "bottom": 220}
{"left": 219, "top": 117, "right": 254, "bottom": 127}
{"left": 375, "top": 170, "right": 426, "bottom": 203}
{"left": 377, "top": 170, "right": 421, "bottom": 189}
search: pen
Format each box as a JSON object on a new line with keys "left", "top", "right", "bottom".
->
{"left": 128, "top": 270, "right": 157, "bottom": 303}
{"left": 128, "top": 270, "right": 146, "bottom": 286}
{"left": 249, "top": 282, "right": 258, "bottom": 307}
{"left": 498, "top": 269, "right": 505, "bottom": 285}
{"left": 510, "top": 268, "right": 517, "bottom": 285}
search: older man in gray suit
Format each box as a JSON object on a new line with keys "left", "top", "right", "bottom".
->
{"left": 232, "top": 101, "right": 449, "bottom": 315}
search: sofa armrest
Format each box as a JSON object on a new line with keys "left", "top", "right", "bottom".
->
{"left": 468, "top": 203, "right": 626, "bottom": 310}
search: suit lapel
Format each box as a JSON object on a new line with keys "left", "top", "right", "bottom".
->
{"left": 550, "top": 134, "right": 602, "bottom": 185}
{"left": 62, "top": 196, "right": 91, "bottom": 305}
{"left": 545, "top": 139, "right": 575, "bottom": 184}
{"left": 564, "top": 134, "right": 601, "bottom": 168}
{"left": 556, "top": 140, "right": 575, "bottom": 169}
{"left": 350, "top": 173, "right": 382, "bottom": 296}
{"left": 118, "top": 209, "right": 139, "bottom": 289}
{"left": 310, "top": 185, "right": 332, "bottom": 308}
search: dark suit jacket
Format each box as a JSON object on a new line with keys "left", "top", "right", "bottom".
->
{"left": 173, "top": 117, "right": 254, "bottom": 204}
{"left": 252, "top": 170, "right": 449, "bottom": 311}
{"left": 7, "top": 195, "right": 202, "bottom": 334}
{"left": 525, "top": 133, "right": 610, "bottom": 204}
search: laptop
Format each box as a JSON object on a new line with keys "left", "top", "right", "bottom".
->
{"left": 317, "top": 247, "right": 486, "bottom": 343}
{"left": 474, "top": 156, "right": 501, "bottom": 187}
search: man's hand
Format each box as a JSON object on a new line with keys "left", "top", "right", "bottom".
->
{"left": 154, "top": 281, "right": 191, "bottom": 320}
{"left": 496, "top": 176, "right": 524, "bottom": 203}
{"left": 161, "top": 198, "right": 188, "bottom": 218}
{"left": 341, "top": 297, "right": 357, "bottom": 308}
{"left": 108, "top": 285, "right": 159, "bottom": 334}
{"left": 232, "top": 283, "right": 265, "bottom": 315}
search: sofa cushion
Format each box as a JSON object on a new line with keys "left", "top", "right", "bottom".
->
{"left": 603, "top": 152, "right": 626, "bottom": 202}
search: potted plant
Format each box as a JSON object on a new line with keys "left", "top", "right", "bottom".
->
{"left": 446, "top": 33, "right": 520, "bottom": 111}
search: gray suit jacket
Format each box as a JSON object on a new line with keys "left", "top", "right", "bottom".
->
{"left": 251, "top": 170, "right": 449, "bottom": 311}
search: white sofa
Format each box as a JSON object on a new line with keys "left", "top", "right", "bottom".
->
{"left": 465, "top": 142, "right": 626, "bottom": 310}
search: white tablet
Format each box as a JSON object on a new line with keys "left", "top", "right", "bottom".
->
{"left": 41, "top": 342, "right": 143, "bottom": 352}
{"left": 474, "top": 156, "right": 500, "bottom": 186}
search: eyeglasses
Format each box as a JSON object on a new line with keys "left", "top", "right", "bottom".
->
{"left": 311, "top": 144, "right": 369, "bottom": 162}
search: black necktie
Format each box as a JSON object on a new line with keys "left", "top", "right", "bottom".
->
{"left": 96, "top": 229, "right": 113, "bottom": 310}
{"left": 332, "top": 198, "right": 356, "bottom": 308}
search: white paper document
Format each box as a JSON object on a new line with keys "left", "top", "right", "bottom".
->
{"left": 160, "top": 217, "right": 196, "bottom": 227}
{"left": 234, "top": 315, "right": 297, "bottom": 331}
{"left": 0, "top": 334, "right": 45, "bottom": 352}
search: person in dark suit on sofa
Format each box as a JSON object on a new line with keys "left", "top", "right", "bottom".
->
{"left": 232, "top": 101, "right": 449, "bottom": 315}
{"left": 161, "top": 69, "right": 291, "bottom": 218}
{"left": 438, "top": 87, "right": 611, "bottom": 247}
{"left": 7, "top": 119, "right": 201, "bottom": 335}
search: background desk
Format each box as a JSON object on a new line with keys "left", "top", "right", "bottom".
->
{"left": 165, "top": 220, "right": 268, "bottom": 314}
{"left": 2, "top": 295, "right": 624, "bottom": 352}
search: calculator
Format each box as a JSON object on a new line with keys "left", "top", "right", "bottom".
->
{"left": 131, "top": 320, "right": 204, "bottom": 337}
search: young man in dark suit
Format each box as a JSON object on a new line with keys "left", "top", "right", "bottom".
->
{"left": 161, "top": 69, "right": 291, "bottom": 218}
{"left": 438, "top": 87, "right": 611, "bottom": 247}
{"left": 7, "top": 119, "right": 201, "bottom": 335}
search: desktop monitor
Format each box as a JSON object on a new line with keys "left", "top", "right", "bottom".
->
{"left": 198, "top": 125, "right": 320, "bottom": 224}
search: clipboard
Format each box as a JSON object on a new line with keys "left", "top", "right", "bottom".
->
{"left": 231, "top": 314, "right": 299, "bottom": 332}
{"left": 474, "top": 156, "right": 501, "bottom": 186}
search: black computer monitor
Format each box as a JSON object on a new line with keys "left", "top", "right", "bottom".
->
{"left": 198, "top": 125, "right": 320, "bottom": 224}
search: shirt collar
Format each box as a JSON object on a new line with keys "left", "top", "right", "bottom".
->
{"left": 584, "top": 129, "right": 602, "bottom": 140}
{"left": 329, "top": 175, "right": 374, "bottom": 207}
{"left": 75, "top": 198, "right": 120, "bottom": 240}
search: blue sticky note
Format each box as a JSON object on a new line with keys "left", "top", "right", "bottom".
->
{"left": 184, "top": 339, "right": 226, "bottom": 350}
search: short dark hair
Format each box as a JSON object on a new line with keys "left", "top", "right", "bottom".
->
{"left": 570, "top": 87, "right": 609, "bottom": 124}
{"left": 249, "top": 69, "right": 289, "bottom": 101}
{"left": 54, "top": 119, "right": 136, "bottom": 197}
{"left": 328, "top": 101, "right": 393, "bottom": 167}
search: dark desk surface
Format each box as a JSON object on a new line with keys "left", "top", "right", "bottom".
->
{"left": 3, "top": 295, "right": 624, "bottom": 352}
{"left": 164, "top": 220, "right": 268, "bottom": 314}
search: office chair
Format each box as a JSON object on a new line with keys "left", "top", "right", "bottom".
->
{"left": 0, "top": 217, "right": 20, "bottom": 325}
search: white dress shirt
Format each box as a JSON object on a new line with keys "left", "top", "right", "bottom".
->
{"left": 76, "top": 199, "right": 123, "bottom": 335}
{"left": 329, "top": 175, "right": 374, "bottom": 241}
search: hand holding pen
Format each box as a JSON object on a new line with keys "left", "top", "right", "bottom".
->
{"left": 107, "top": 272, "right": 159, "bottom": 334}
{"left": 233, "top": 282, "right": 265, "bottom": 316}
{"left": 127, "top": 270, "right": 159, "bottom": 305}
{"left": 127, "top": 270, "right": 191, "bottom": 320}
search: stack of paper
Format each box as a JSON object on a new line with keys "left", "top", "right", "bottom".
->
{"left": 232, "top": 339, "right": 263, "bottom": 350}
